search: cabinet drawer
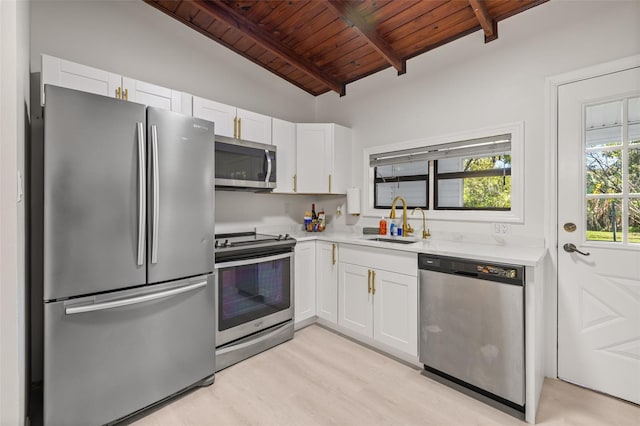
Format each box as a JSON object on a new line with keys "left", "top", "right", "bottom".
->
{"left": 339, "top": 244, "right": 417, "bottom": 276}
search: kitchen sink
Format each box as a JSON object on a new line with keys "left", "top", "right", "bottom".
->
{"left": 364, "top": 237, "right": 419, "bottom": 244}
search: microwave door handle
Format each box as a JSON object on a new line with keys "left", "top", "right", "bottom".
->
{"left": 215, "top": 251, "right": 292, "bottom": 269}
{"left": 136, "top": 122, "right": 146, "bottom": 266}
{"left": 264, "top": 149, "right": 272, "bottom": 183}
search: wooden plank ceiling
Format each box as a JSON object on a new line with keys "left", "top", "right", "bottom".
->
{"left": 144, "top": 0, "right": 549, "bottom": 96}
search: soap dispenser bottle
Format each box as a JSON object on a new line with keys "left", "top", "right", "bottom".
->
{"left": 379, "top": 217, "right": 387, "bottom": 235}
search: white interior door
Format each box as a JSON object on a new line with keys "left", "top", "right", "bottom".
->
{"left": 558, "top": 66, "right": 640, "bottom": 405}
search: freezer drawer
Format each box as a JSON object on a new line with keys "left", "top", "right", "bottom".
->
{"left": 44, "top": 275, "right": 215, "bottom": 425}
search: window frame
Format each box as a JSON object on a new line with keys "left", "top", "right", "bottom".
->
{"left": 362, "top": 121, "right": 524, "bottom": 223}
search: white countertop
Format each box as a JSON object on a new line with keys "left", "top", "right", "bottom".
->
{"left": 291, "top": 231, "right": 546, "bottom": 267}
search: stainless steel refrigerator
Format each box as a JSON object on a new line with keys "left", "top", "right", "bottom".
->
{"left": 39, "top": 85, "right": 215, "bottom": 425}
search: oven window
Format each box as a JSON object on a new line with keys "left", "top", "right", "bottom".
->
{"left": 218, "top": 256, "right": 291, "bottom": 331}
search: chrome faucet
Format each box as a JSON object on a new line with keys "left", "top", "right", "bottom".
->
{"left": 412, "top": 208, "right": 431, "bottom": 239}
{"left": 389, "top": 196, "right": 414, "bottom": 237}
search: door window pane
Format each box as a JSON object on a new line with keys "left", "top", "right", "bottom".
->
{"left": 630, "top": 148, "right": 640, "bottom": 195}
{"left": 585, "top": 150, "right": 622, "bottom": 194}
{"left": 630, "top": 198, "right": 640, "bottom": 244}
{"left": 629, "top": 97, "right": 640, "bottom": 145}
{"left": 585, "top": 101, "right": 622, "bottom": 148}
{"left": 586, "top": 198, "right": 622, "bottom": 243}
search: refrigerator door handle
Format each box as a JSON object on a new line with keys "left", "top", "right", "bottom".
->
{"left": 264, "top": 149, "right": 272, "bottom": 183}
{"left": 137, "top": 122, "right": 146, "bottom": 266}
{"left": 65, "top": 280, "right": 207, "bottom": 315}
{"left": 151, "top": 124, "right": 160, "bottom": 264}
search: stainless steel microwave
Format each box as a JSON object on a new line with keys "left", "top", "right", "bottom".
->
{"left": 214, "top": 135, "right": 276, "bottom": 192}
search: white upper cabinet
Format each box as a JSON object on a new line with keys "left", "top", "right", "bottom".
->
{"left": 296, "top": 123, "right": 352, "bottom": 194}
{"left": 41, "top": 54, "right": 191, "bottom": 115}
{"left": 237, "top": 108, "right": 272, "bottom": 145}
{"left": 272, "top": 118, "right": 297, "bottom": 193}
{"left": 193, "top": 97, "right": 272, "bottom": 144}
{"left": 121, "top": 77, "right": 190, "bottom": 115}
{"left": 192, "top": 97, "right": 236, "bottom": 138}
{"left": 41, "top": 54, "right": 120, "bottom": 105}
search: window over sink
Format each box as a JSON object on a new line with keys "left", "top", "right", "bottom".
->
{"left": 365, "top": 122, "right": 524, "bottom": 222}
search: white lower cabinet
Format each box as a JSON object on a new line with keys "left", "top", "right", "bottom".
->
{"left": 294, "top": 241, "right": 316, "bottom": 324}
{"left": 315, "top": 241, "right": 338, "bottom": 324}
{"left": 372, "top": 269, "right": 417, "bottom": 355}
{"left": 338, "top": 244, "right": 418, "bottom": 357}
{"left": 339, "top": 263, "right": 372, "bottom": 336}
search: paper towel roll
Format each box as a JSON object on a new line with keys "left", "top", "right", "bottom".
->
{"left": 347, "top": 188, "right": 361, "bottom": 215}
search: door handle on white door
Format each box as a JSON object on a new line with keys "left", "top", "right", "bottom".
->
{"left": 563, "top": 243, "right": 590, "bottom": 256}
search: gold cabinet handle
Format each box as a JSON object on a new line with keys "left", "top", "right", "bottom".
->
{"left": 328, "top": 174, "right": 332, "bottom": 193}
{"left": 233, "top": 117, "right": 238, "bottom": 138}
{"left": 293, "top": 174, "right": 297, "bottom": 192}
{"left": 237, "top": 117, "right": 242, "bottom": 139}
{"left": 367, "top": 269, "right": 371, "bottom": 294}
{"left": 371, "top": 270, "right": 376, "bottom": 295}
{"left": 123, "top": 88, "right": 128, "bottom": 101}
{"left": 331, "top": 243, "right": 336, "bottom": 265}
{"left": 116, "top": 87, "right": 122, "bottom": 99}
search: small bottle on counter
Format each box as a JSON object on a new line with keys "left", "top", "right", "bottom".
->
{"left": 304, "top": 211, "right": 312, "bottom": 231}
{"left": 311, "top": 203, "right": 317, "bottom": 220}
{"left": 379, "top": 217, "right": 387, "bottom": 235}
{"left": 318, "top": 209, "right": 326, "bottom": 231}
{"left": 390, "top": 221, "right": 396, "bottom": 237}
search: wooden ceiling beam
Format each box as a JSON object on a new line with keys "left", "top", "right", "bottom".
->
{"left": 325, "top": 0, "right": 406, "bottom": 75}
{"left": 468, "top": 0, "right": 498, "bottom": 43}
{"left": 193, "top": 0, "right": 345, "bottom": 95}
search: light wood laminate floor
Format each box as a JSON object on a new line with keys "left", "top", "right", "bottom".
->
{"left": 133, "top": 325, "right": 640, "bottom": 425}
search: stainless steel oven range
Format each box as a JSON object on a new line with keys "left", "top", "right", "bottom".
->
{"left": 214, "top": 232, "right": 296, "bottom": 371}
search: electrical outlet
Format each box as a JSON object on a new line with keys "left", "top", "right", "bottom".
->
{"left": 492, "top": 223, "right": 510, "bottom": 235}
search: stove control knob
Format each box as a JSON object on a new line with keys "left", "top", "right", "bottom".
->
{"left": 276, "top": 234, "right": 283, "bottom": 240}
{"left": 214, "top": 240, "right": 220, "bottom": 249}
{"left": 224, "top": 239, "right": 231, "bottom": 247}
{"left": 284, "top": 234, "right": 290, "bottom": 240}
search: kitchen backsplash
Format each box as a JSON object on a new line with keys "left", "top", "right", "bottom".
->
{"left": 214, "top": 191, "right": 544, "bottom": 248}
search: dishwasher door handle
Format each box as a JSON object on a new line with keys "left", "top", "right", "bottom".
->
{"left": 453, "top": 270, "right": 478, "bottom": 278}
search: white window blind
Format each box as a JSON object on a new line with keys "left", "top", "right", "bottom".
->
{"left": 369, "top": 134, "right": 511, "bottom": 167}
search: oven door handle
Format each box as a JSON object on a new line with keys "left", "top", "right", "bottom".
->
{"left": 215, "top": 252, "right": 293, "bottom": 269}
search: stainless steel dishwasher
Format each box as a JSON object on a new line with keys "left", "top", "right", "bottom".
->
{"left": 419, "top": 254, "right": 525, "bottom": 414}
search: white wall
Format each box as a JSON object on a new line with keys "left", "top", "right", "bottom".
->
{"left": 215, "top": 191, "right": 348, "bottom": 234}
{"left": 30, "top": 0, "right": 316, "bottom": 123}
{"left": 314, "top": 0, "right": 640, "bottom": 244}
{"left": 1, "top": 0, "right": 29, "bottom": 423}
